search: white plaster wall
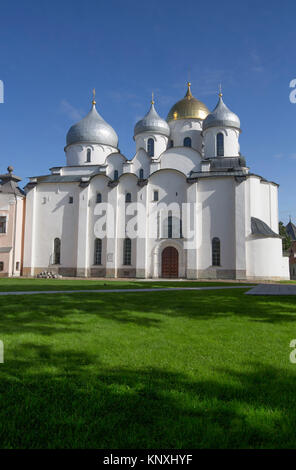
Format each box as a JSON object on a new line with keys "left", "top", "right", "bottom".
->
{"left": 24, "top": 183, "right": 79, "bottom": 270}
{"left": 134, "top": 132, "right": 168, "bottom": 159}
{"left": 159, "top": 147, "right": 202, "bottom": 176}
{"left": 197, "top": 177, "right": 236, "bottom": 270}
{"left": 246, "top": 237, "right": 289, "bottom": 279}
{"left": 65, "top": 143, "right": 117, "bottom": 166}
{"left": 105, "top": 153, "right": 126, "bottom": 179}
{"left": 168, "top": 119, "right": 203, "bottom": 153}
{"left": 128, "top": 148, "right": 151, "bottom": 178}
{"left": 203, "top": 127, "right": 240, "bottom": 158}
{"left": 247, "top": 176, "right": 279, "bottom": 231}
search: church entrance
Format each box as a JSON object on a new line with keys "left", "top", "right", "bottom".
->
{"left": 161, "top": 246, "right": 179, "bottom": 278}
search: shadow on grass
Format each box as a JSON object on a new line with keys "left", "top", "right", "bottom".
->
{"left": 0, "top": 290, "right": 295, "bottom": 338}
{"left": 0, "top": 342, "right": 296, "bottom": 448}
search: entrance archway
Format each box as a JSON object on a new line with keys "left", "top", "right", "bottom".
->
{"left": 161, "top": 246, "right": 179, "bottom": 278}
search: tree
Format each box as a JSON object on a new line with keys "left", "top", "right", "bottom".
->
{"left": 279, "top": 221, "right": 292, "bottom": 252}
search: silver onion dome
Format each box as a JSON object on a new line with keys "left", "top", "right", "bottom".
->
{"left": 203, "top": 94, "right": 240, "bottom": 131}
{"left": 134, "top": 99, "right": 170, "bottom": 138}
{"left": 66, "top": 97, "right": 118, "bottom": 148}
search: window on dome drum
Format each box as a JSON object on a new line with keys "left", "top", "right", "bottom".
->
{"left": 96, "top": 193, "right": 102, "bottom": 203}
{"left": 0, "top": 216, "right": 7, "bottom": 233}
{"left": 147, "top": 138, "right": 154, "bottom": 157}
{"left": 216, "top": 133, "right": 224, "bottom": 157}
{"left": 54, "top": 238, "right": 61, "bottom": 265}
{"left": 212, "top": 237, "right": 221, "bottom": 266}
{"left": 86, "top": 148, "right": 91, "bottom": 163}
{"left": 69, "top": 196, "right": 73, "bottom": 204}
{"left": 125, "top": 193, "right": 131, "bottom": 203}
{"left": 183, "top": 137, "right": 191, "bottom": 147}
{"left": 0, "top": 262, "right": 3, "bottom": 271}
{"left": 114, "top": 170, "right": 118, "bottom": 180}
{"left": 123, "top": 238, "right": 132, "bottom": 265}
{"left": 94, "top": 238, "right": 102, "bottom": 265}
{"left": 139, "top": 169, "right": 144, "bottom": 179}
{"left": 153, "top": 190, "right": 159, "bottom": 201}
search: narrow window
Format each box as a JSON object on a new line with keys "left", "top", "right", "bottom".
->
{"left": 139, "top": 169, "right": 144, "bottom": 179}
{"left": 169, "top": 140, "right": 174, "bottom": 148}
{"left": 94, "top": 238, "right": 102, "bottom": 265}
{"left": 96, "top": 193, "right": 102, "bottom": 203}
{"left": 184, "top": 137, "right": 191, "bottom": 147}
{"left": 16, "top": 262, "right": 20, "bottom": 271}
{"left": 54, "top": 238, "right": 61, "bottom": 265}
{"left": 123, "top": 238, "right": 132, "bottom": 265}
{"left": 212, "top": 237, "right": 221, "bottom": 266}
{"left": 86, "top": 148, "right": 91, "bottom": 163}
{"left": 216, "top": 133, "right": 224, "bottom": 157}
{"left": 153, "top": 190, "right": 159, "bottom": 201}
{"left": 125, "top": 193, "right": 131, "bottom": 203}
{"left": 114, "top": 170, "right": 119, "bottom": 180}
{"left": 69, "top": 196, "right": 73, "bottom": 204}
{"left": 0, "top": 262, "right": 3, "bottom": 271}
{"left": 0, "top": 216, "right": 6, "bottom": 233}
{"left": 147, "top": 138, "right": 154, "bottom": 157}
{"left": 168, "top": 212, "right": 173, "bottom": 239}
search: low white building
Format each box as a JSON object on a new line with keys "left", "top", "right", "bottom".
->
{"left": 23, "top": 84, "right": 289, "bottom": 280}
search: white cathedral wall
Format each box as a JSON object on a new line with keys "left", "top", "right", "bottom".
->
{"left": 196, "top": 177, "right": 236, "bottom": 275}
{"left": 203, "top": 127, "right": 240, "bottom": 158}
{"left": 105, "top": 153, "right": 126, "bottom": 179}
{"left": 127, "top": 148, "right": 151, "bottom": 179}
{"left": 134, "top": 132, "right": 168, "bottom": 159}
{"left": 159, "top": 147, "right": 202, "bottom": 176}
{"left": 24, "top": 183, "right": 79, "bottom": 274}
{"left": 247, "top": 176, "right": 279, "bottom": 232}
{"left": 65, "top": 143, "right": 117, "bottom": 166}
{"left": 246, "top": 237, "right": 289, "bottom": 279}
{"left": 168, "top": 119, "right": 203, "bottom": 152}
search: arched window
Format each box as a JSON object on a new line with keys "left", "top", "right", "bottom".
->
{"left": 139, "top": 169, "right": 144, "bottom": 179}
{"left": 54, "top": 238, "right": 61, "bottom": 265}
{"left": 147, "top": 138, "right": 154, "bottom": 157}
{"left": 183, "top": 137, "right": 191, "bottom": 147}
{"left": 123, "top": 238, "right": 132, "bottom": 265}
{"left": 86, "top": 148, "right": 91, "bottom": 163}
{"left": 169, "top": 140, "right": 174, "bottom": 148}
{"left": 114, "top": 170, "right": 118, "bottom": 180}
{"left": 153, "top": 190, "right": 159, "bottom": 201}
{"left": 96, "top": 193, "right": 102, "bottom": 203}
{"left": 216, "top": 133, "right": 224, "bottom": 157}
{"left": 94, "top": 238, "right": 102, "bottom": 265}
{"left": 125, "top": 193, "right": 131, "bottom": 203}
{"left": 212, "top": 237, "right": 221, "bottom": 266}
{"left": 168, "top": 212, "right": 173, "bottom": 239}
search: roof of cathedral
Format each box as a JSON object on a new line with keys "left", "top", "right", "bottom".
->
{"left": 66, "top": 94, "right": 118, "bottom": 148}
{"left": 251, "top": 217, "right": 280, "bottom": 238}
{"left": 286, "top": 221, "right": 296, "bottom": 240}
{"left": 134, "top": 97, "right": 170, "bottom": 137}
{"left": 203, "top": 93, "right": 240, "bottom": 131}
{"left": 167, "top": 83, "right": 210, "bottom": 122}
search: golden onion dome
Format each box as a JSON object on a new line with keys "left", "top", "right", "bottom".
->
{"left": 167, "top": 82, "right": 210, "bottom": 122}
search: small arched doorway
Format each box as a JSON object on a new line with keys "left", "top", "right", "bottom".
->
{"left": 161, "top": 246, "right": 179, "bottom": 278}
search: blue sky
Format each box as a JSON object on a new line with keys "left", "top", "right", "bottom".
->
{"left": 0, "top": 0, "right": 295, "bottom": 223}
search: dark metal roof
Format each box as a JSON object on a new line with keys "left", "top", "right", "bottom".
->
{"left": 286, "top": 221, "right": 296, "bottom": 241}
{"left": 251, "top": 217, "right": 280, "bottom": 238}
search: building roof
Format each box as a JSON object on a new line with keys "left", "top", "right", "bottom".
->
{"left": 251, "top": 217, "right": 280, "bottom": 238}
{"left": 134, "top": 100, "right": 170, "bottom": 137}
{"left": 0, "top": 167, "right": 24, "bottom": 196}
{"left": 167, "top": 82, "right": 209, "bottom": 122}
{"left": 66, "top": 101, "right": 118, "bottom": 148}
{"left": 203, "top": 93, "right": 240, "bottom": 131}
{"left": 286, "top": 221, "right": 296, "bottom": 240}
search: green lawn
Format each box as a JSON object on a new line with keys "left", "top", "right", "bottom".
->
{"left": 0, "top": 281, "right": 295, "bottom": 448}
{"left": 0, "top": 278, "right": 251, "bottom": 291}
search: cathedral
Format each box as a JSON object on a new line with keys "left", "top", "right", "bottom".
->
{"left": 21, "top": 83, "right": 289, "bottom": 280}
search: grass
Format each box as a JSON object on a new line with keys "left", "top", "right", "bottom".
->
{"left": 0, "top": 277, "right": 252, "bottom": 291}
{"left": 0, "top": 280, "right": 295, "bottom": 448}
